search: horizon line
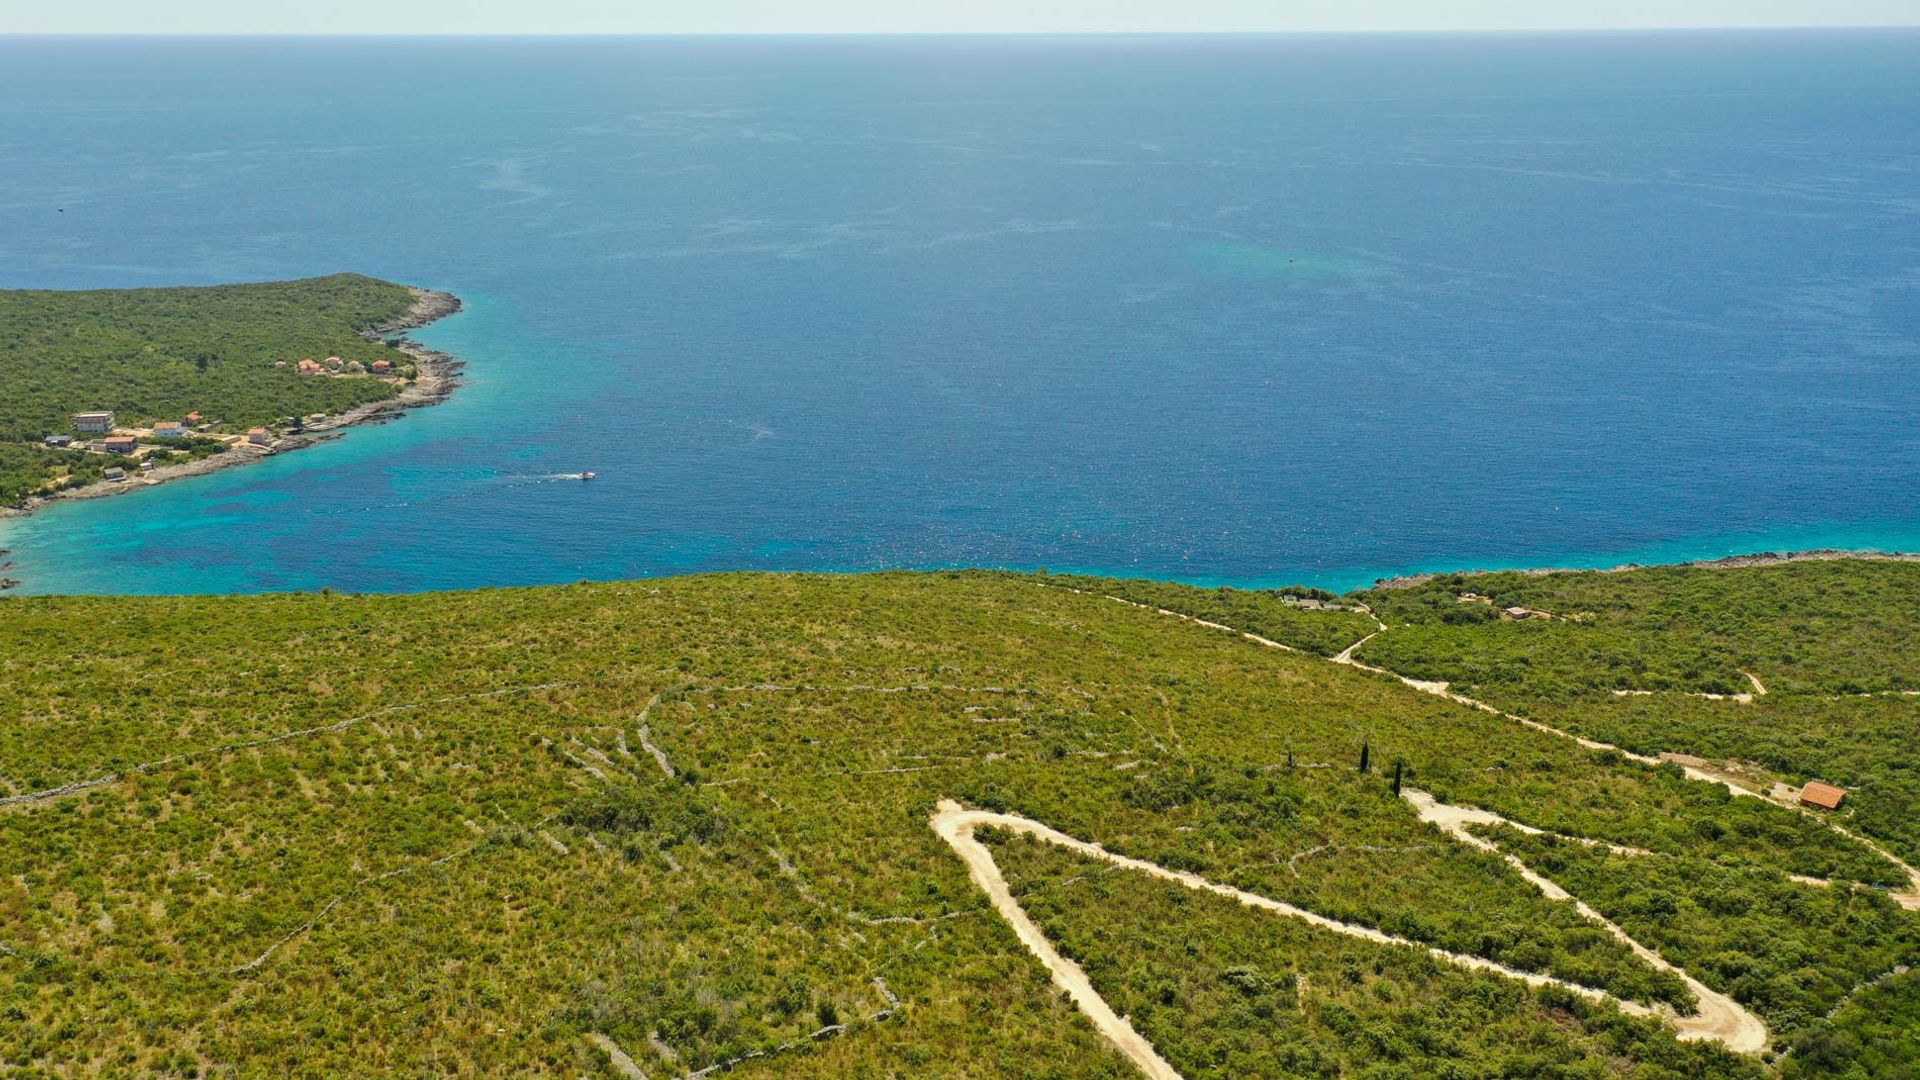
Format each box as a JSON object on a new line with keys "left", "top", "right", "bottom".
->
{"left": 5, "top": 24, "right": 1920, "bottom": 38}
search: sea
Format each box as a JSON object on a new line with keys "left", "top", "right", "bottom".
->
{"left": 1, "top": 31, "right": 1917, "bottom": 595}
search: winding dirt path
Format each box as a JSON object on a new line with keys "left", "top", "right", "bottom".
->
{"left": 1400, "top": 790, "right": 1767, "bottom": 1053}
{"left": 1071, "top": 587, "right": 1920, "bottom": 910}
{"left": 933, "top": 798, "right": 1767, "bottom": 1079}
{"left": 931, "top": 801, "right": 1181, "bottom": 1079}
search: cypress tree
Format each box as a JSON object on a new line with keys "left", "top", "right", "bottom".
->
{"left": 1359, "top": 740, "right": 1370, "bottom": 773}
{"left": 1391, "top": 759, "right": 1404, "bottom": 796}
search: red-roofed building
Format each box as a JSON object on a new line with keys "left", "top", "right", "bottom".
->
{"left": 371, "top": 358, "right": 392, "bottom": 374}
{"left": 1799, "top": 782, "right": 1847, "bottom": 810}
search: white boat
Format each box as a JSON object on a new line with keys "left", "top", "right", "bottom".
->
{"left": 581, "top": 471, "right": 596, "bottom": 480}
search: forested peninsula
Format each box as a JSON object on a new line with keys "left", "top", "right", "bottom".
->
{"left": 0, "top": 273, "right": 461, "bottom": 517}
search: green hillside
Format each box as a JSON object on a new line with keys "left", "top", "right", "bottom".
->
{"left": 0, "top": 274, "right": 419, "bottom": 504}
{"left": 0, "top": 565, "right": 1915, "bottom": 1077}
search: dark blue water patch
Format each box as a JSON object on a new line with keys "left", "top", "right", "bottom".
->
{"left": 1, "top": 31, "right": 1917, "bottom": 595}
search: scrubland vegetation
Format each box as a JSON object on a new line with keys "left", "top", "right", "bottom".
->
{"left": 1345, "top": 560, "right": 1920, "bottom": 866}
{"left": 0, "top": 563, "right": 1915, "bottom": 1075}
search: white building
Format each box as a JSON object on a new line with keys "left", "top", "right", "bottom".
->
{"left": 73, "top": 411, "right": 115, "bottom": 433}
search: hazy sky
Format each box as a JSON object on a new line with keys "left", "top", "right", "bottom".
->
{"left": 6, "top": 0, "right": 1920, "bottom": 35}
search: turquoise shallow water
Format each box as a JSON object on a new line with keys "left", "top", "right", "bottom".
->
{"left": 1, "top": 32, "right": 1917, "bottom": 594}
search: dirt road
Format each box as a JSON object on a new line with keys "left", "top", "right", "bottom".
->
{"left": 932, "top": 797, "right": 1770, "bottom": 1078}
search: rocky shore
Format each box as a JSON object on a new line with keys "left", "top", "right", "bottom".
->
{"left": 1369, "top": 548, "right": 1920, "bottom": 590}
{"left": 0, "top": 285, "right": 465, "bottom": 527}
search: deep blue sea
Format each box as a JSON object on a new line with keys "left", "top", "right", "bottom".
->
{"left": 1, "top": 32, "right": 1917, "bottom": 595}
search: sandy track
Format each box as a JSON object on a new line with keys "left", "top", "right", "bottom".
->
{"left": 585, "top": 1033, "right": 649, "bottom": 1078}
{"left": 1401, "top": 790, "right": 1767, "bottom": 1053}
{"left": 932, "top": 797, "right": 1768, "bottom": 1079}
{"left": 1082, "top": 586, "right": 1920, "bottom": 910}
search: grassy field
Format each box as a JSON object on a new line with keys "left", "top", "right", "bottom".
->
{"left": 0, "top": 274, "right": 419, "bottom": 504}
{"left": 1, "top": 565, "right": 1915, "bottom": 1076}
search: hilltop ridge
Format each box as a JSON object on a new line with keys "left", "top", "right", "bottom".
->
{"left": 1, "top": 562, "right": 1916, "bottom": 1076}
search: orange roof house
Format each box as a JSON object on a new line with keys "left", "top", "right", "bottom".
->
{"left": 371, "top": 359, "right": 392, "bottom": 374}
{"left": 1799, "top": 782, "right": 1847, "bottom": 810}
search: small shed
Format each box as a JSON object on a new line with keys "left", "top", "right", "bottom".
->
{"left": 1799, "top": 782, "right": 1847, "bottom": 811}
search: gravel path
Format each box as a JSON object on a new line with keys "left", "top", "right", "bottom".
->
{"left": 932, "top": 797, "right": 1769, "bottom": 1079}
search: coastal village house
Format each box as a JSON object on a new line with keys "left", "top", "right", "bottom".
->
{"left": 1799, "top": 781, "right": 1847, "bottom": 810}
{"left": 153, "top": 421, "right": 188, "bottom": 439}
{"left": 103, "top": 436, "right": 138, "bottom": 455}
{"left": 371, "top": 358, "right": 391, "bottom": 374}
{"left": 73, "top": 411, "right": 115, "bottom": 433}
{"left": 297, "top": 359, "right": 324, "bottom": 375}
{"left": 44, "top": 434, "right": 73, "bottom": 448}
{"left": 102, "top": 466, "right": 126, "bottom": 482}
{"left": 247, "top": 427, "right": 273, "bottom": 446}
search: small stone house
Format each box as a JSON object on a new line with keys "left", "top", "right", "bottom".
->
{"left": 1799, "top": 782, "right": 1847, "bottom": 810}
{"left": 247, "top": 427, "right": 273, "bottom": 446}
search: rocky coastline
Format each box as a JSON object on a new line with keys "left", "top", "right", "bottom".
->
{"left": 1369, "top": 548, "right": 1920, "bottom": 590}
{"left": 0, "top": 286, "right": 463, "bottom": 524}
